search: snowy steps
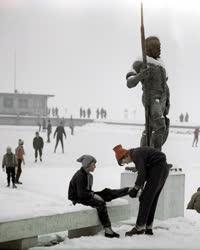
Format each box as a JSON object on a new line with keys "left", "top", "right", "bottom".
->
{"left": 0, "top": 199, "right": 130, "bottom": 250}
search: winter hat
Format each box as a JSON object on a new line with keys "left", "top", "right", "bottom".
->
{"left": 77, "top": 155, "right": 97, "bottom": 168}
{"left": 18, "top": 139, "right": 24, "bottom": 145}
{"left": 6, "top": 146, "right": 12, "bottom": 153}
{"left": 113, "top": 144, "right": 128, "bottom": 161}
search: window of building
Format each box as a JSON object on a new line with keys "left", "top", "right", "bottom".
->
{"left": 3, "top": 97, "right": 14, "bottom": 108}
{"left": 18, "top": 98, "right": 28, "bottom": 108}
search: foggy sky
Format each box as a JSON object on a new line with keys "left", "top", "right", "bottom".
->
{"left": 0, "top": 0, "right": 200, "bottom": 121}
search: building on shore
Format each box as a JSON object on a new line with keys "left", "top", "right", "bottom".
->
{"left": 0, "top": 92, "right": 54, "bottom": 117}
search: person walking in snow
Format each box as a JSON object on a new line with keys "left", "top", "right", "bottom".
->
{"left": 53, "top": 121, "right": 66, "bottom": 153}
{"left": 2, "top": 146, "right": 18, "bottom": 188}
{"left": 192, "top": 127, "right": 199, "bottom": 147}
{"left": 69, "top": 115, "right": 74, "bottom": 135}
{"left": 15, "top": 139, "right": 25, "bottom": 184}
{"left": 126, "top": 36, "right": 170, "bottom": 151}
{"left": 187, "top": 187, "right": 200, "bottom": 213}
{"left": 68, "top": 154, "right": 130, "bottom": 238}
{"left": 33, "top": 131, "right": 44, "bottom": 162}
{"left": 113, "top": 144, "right": 169, "bottom": 236}
{"left": 47, "top": 119, "right": 52, "bottom": 143}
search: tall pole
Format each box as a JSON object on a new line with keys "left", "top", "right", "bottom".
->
{"left": 140, "top": 3, "right": 150, "bottom": 146}
{"left": 14, "top": 49, "right": 17, "bottom": 93}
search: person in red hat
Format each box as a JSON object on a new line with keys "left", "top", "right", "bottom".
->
{"left": 113, "top": 144, "right": 169, "bottom": 236}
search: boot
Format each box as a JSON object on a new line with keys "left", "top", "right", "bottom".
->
{"left": 104, "top": 227, "right": 120, "bottom": 238}
{"left": 7, "top": 183, "right": 10, "bottom": 187}
{"left": 13, "top": 184, "right": 17, "bottom": 188}
{"left": 40, "top": 157, "right": 42, "bottom": 162}
{"left": 145, "top": 228, "right": 153, "bottom": 235}
{"left": 125, "top": 227, "right": 144, "bottom": 236}
{"left": 35, "top": 158, "right": 37, "bottom": 163}
{"left": 16, "top": 181, "right": 23, "bottom": 184}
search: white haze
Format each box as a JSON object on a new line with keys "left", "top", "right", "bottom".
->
{"left": 0, "top": 0, "right": 200, "bottom": 121}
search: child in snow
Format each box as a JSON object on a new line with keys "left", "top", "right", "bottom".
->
{"left": 15, "top": 139, "right": 25, "bottom": 184}
{"left": 68, "top": 154, "right": 130, "bottom": 238}
{"left": 2, "top": 146, "right": 18, "bottom": 188}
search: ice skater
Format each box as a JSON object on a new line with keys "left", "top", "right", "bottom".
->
{"left": 33, "top": 132, "right": 44, "bottom": 162}
{"left": 54, "top": 121, "right": 66, "bottom": 153}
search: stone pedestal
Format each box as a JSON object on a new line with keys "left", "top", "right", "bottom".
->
{"left": 121, "top": 169, "right": 185, "bottom": 220}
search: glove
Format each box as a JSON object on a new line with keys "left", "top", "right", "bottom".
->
{"left": 128, "top": 187, "right": 139, "bottom": 198}
{"left": 93, "top": 194, "right": 104, "bottom": 202}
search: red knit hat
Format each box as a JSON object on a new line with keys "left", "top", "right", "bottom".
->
{"left": 113, "top": 144, "right": 128, "bottom": 161}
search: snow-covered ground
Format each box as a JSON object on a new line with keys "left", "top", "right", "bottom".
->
{"left": 0, "top": 123, "right": 200, "bottom": 249}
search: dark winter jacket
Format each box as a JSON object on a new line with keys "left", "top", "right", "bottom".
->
{"left": 187, "top": 189, "right": 200, "bottom": 213}
{"left": 68, "top": 167, "right": 94, "bottom": 203}
{"left": 33, "top": 136, "right": 44, "bottom": 149}
{"left": 129, "top": 147, "right": 167, "bottom": 188}
{"left": 54, "top": 126, "right": 66, "bottom": 138}
{"left": 2, "top": 153, "right": 17, "bottom": 168}
{"left": 47, "top": 123, "right": 52, "bottom": 133}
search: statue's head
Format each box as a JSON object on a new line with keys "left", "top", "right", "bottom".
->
{"left": 145, "top": 36, "right": 160, "bottom": 59}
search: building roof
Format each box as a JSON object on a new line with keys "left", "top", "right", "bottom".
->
{"left": 0, "top": 92, "right": 54, "bottom": 98}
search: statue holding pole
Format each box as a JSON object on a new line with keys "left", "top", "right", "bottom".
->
{"left": 126, "top": 3, "right": 170, "bottom": 151}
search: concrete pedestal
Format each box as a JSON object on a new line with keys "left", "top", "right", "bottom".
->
{"left": 121, "top": 169, "right": 185, "bottom": 220}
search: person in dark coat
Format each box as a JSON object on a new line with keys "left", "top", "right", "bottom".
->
{"left": 47, "top": 119, "right": 52, "bottom": 143}
{"left": 192, "top": 127, "right": 199, "bottom": 147}
{"left": 68, "top": 154, "right": 130, "bottom": 238}
{"left": 69, "top": 115, "right": 74, "bottom": 135}
{"left": 54, "top": 121, "right": 66, "bottom": 153}
{"left": 113, "top": 144, "right": 169, "bottom": 236}
{"left": 33, "top": 132, "right": 44, "bottom": 162}
{"left": 42, "top": 118, "right": 46, "bottom": 131}
{"left": 2, "top": 146, "right": 18, "bottom": 188}
{"left": 187, "top": 187, "right": 200, "bottom": 213}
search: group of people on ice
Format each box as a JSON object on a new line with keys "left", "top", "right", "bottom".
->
{"left": 2, "top": 120, "right": 68, "bottom": 188}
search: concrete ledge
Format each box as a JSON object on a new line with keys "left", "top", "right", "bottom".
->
{"left": 0, "top": 237, "right": 37, "bottom": 250}
{"left": 0, "top": 199, "right": 130, "bottom": 249}
{"left": 68, "top": 225, "right": 102, "bottom": 239}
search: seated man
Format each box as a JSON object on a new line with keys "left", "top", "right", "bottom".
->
{"left": 68, "top": 154, "right": 130, "bottom": 238}
{"left": 187, "top": 187, "right": 200, "bottom": 213}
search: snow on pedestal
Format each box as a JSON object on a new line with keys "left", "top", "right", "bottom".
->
{"left": 120, "top": 169, "right": 185, "bottom": 220}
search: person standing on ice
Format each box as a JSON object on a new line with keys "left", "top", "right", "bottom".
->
{"left": 53, "top": 121, "right": 66, "bottom": 153}
{"left": 126, "top": 36, "right": 170, "bottom": 151}
{"left": 192, "top": 127, "right": 199, "bottom": 147}
{"left": 47, "top": 119, "right": 52, "bottom": 143}
{"left": 113, "top": 144, "right": 169, "bottom": 236}
{"left": 33, "top": 131, "right": 44, "bottom": 162}
{"left": 2, "top": 146, "right": 18, "bottom": 188}
{"left": 68, "top": 154, "right": 130, "bottom": 238}
{"left": 15, "top": 139, "right": 25, "bottom": 184}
